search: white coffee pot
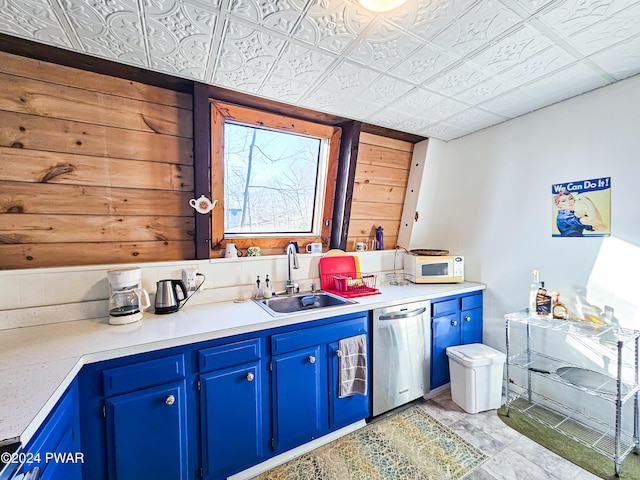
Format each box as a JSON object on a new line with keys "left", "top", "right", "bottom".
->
{"left": 108, "top": 287, "right": 151, "bottom": 325}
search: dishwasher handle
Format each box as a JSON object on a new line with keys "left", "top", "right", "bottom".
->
{"left": 379, "top": 307, "right": 427, "bottom": 321}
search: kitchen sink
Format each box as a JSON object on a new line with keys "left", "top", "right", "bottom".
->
{"left": 254, "top": 291, "right": 355, "bottom": 316}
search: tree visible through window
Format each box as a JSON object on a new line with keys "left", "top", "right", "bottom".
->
{"left": 223, "top": 123, "right": 326, "bottom": 235}
{"left": 210, "top": 101, "right": 341, "bottom": 255}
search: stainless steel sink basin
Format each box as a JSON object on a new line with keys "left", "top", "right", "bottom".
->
{"left": 254, "top": 291, "right": 355, "bottom": 316}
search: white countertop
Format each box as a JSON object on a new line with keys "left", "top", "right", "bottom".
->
{"left": 0, "top": 282, "right": 484, "bottom": 447}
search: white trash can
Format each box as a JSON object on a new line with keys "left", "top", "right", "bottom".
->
{"left": 446, "top": 343, "right": 506, "bottom": 414}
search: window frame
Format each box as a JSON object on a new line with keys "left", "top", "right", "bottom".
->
{"left": 210, "top": 100, "right": 341, "bottom": 256}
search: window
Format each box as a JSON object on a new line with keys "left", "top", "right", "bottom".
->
{"left": 223, "top": 123, "right": 327, "bottom": 235}
{"left": 210, "top": 101, "right": 341, "bottom": 255}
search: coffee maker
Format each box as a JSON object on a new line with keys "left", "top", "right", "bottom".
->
{"left": 107, "top": 268, "right": 150, "bottom": 325}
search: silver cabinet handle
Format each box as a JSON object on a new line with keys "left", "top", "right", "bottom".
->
{"left": 336, "top": 350, "right": 343, "bottom": 357}
{"left": 451, "top": 320, "right": 458, "bottom": 326}
{"left": 308, "top": 355, "right": 316, "bottom": 364}
{"left": 464, "top": 316, "right": 471, "bottom": 322}
{"left": 246, "top": 372, "right": 255, "bottom": 382}
{"left": 165, "top": 395, "right": 175, "bottom": 406}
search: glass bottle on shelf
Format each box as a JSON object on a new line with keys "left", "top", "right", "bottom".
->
{"left": 552, "top": 291, "right": 568, "bottom": 319}
{"left": 528, "top": 269, "right": 540, "bottom": 314}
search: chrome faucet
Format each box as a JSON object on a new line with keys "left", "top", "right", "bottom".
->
{"left": 285, "top": 243, "right": 299, "bottom": 294}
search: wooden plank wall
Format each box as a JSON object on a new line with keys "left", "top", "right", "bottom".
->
{"left": 0, "top": 51, "right": 195, "bottom": 270}
{"left": 347, "top": 132, "right": 414, "bottom": 252}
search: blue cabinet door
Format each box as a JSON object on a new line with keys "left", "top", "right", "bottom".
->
{"left": 39, "top": 426, "right": 83, "bottom": 480}
{"left": 328, "top": 341, "right": 369, "bottom": 429}
{"left": 200, "top": 362, "right": 264, "bottom": 480}
{"left": 431, "top": 292, "right": 484, "bottom": 390}
{"left": 105, "top": 381, "right": 189, "bottom": 480}
{"left": 3, "top": 381, "right": 82, "bottom": 480}
{"left": 461, "top": 292, "right": 483, "bottom": 344}
{"left": 431, "top": 312, "right": 461, "bottom": 390}
{"left": 461, "top": 307, "right": 483, "bottom": 344}
{"left": 272, "top": 345, "right": 325, "bottom": 452}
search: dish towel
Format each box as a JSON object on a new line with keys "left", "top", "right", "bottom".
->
{"left": 338, "top": 334, "right": 368, "bottom": 398}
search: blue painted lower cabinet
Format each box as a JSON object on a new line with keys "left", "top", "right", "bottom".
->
{"left": 271, "top": 345, "right": 326, "bottom": 453}
{"left": 328, "top": 341, "right": 369, "bottom": 430}
{"left": 199, "top": 362, "right": 265, "bottom": 480}
{"left": 270, "top": 314, "right": 370, "bottom": 455}
{"left": 431, "top": 292, "right": 483, "bottom": 390}
{"left": 104, "top": 381, "right": 189, "bottom": 480}
{"left": 77, "top": 349, "right": 195, "bottom": 480}
{"left": 74, "top": 312, "right": 371, "bottom": 480}
{"left": 0, "top": 380, "right": 82, "bottom": 480}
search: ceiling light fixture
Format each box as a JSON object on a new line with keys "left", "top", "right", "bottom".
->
{"left": 357, "top": 0, "right": 407, "bottom": 13}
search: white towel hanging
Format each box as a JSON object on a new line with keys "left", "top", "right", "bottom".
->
{"left": 338, "top": 334, "right": 368, "bottom": 398}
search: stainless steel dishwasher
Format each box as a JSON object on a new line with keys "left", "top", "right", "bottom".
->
{"left": 372, "top": 300, "right": 431, "bottom": 416}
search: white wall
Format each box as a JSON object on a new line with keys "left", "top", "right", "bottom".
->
{"left": 410, "top": 73, "right": 640, "bottom": 350}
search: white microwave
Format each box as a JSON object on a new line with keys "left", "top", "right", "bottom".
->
{"left": 404, "top": 254, "right": 464, "bottom": 283}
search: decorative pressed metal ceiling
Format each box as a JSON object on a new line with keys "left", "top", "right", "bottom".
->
{"left": 0, "top": 0, "right": 639, "bottom": 141}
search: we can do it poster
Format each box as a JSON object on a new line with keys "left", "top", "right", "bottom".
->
{"left": 552, "top": 177, "right": 611, "bottom": 237}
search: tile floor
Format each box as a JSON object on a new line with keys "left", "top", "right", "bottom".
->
{"left": 418, "top": 392, "right": 601, "bottom": 480}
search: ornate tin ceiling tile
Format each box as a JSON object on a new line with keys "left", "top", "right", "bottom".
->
{"left": 431, "top": 0, "right": 523, "bottom": 57}
{"left": 292, "top": 0, "right": 374, "bottom": 53}
{"left": 347, "top": 20, "right": 423, "bottom": 72}
{"left": 0, "top": 0, "right": 73, "bottom": 47}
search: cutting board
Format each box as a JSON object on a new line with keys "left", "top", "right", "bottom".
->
{"left": 319, "top": 255, "right": 379, "bottom": 297}
{"left": 322, "top": 250, "right": 360, "bottom": 273}
{"left": 409, "top": 249, "right": 449, "bottom": 256}
{"left": 319, "top": 256, "right": 357, "bottom": 290}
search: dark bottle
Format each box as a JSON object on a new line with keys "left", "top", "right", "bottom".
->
{"left": 375, "top": 226, "right": 384, "bottom": 250}
{"left": 535, "top": 281, "right": 552, "bottom": 317}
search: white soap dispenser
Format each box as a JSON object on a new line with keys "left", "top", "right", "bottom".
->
{"left": 263, "top": 275, "right": 272, "bottom": 299}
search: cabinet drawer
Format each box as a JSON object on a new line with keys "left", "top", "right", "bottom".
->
{"left": 431, "top": 298, "right": 459, "bottom": 317}
{"left": 461, "top": 293, "right": 482, "bottom": 310}
{"left": 198, "top": 338, "right": 261, "bottom": 373}
{"left": 102, "top": 354, "right": 185, "bottom": 397}
{"left": 271, "top": 316, "right": 368, "bottom": 355}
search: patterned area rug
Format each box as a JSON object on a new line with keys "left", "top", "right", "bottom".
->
{"left": 253, "top": 406, "right": 487, "bottom": 480}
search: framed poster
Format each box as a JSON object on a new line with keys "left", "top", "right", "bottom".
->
{"left": 552, "top": 177, "right": 611, "bottom": 237}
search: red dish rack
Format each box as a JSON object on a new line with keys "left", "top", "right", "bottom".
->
{"left": 319, "top": 255, "right": 380, "bottom": 298}
{"left": 322, "top": 272, "right": 380, "bottom": 298}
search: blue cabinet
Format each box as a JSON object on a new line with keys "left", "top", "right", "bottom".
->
{"left": 102, "top": 355, "right": 190, "bottom": 480}
{"left": 78, "top": 350, "right": 194, "bottom": 480}
{"left": 0, "top": 380, "right": 82, "bottom": 480}
{"left": 328, "top": 340, "right": 370, "bottom": 429}
{"left": 431, "top": 292, "right": 483, "bottom": 390}
{"left": 105, "top": 381, "right": 189, "bottom": 479}
{"left": 461, "top": 296, "right": 483, "bottom": 344}
{"left": 270, "top": 314, "right": 370, "bottom": 453}
{"left": 198, "top": 338, "right": 267, "bottom": 480}
{"left": 76, "top": 312, "right": 370, "bottom": 479}
{"left": 272, "top": 344, "right": 326, "bottom": 452}
{"left": 432, "top": 312, "right": 462, "bottom": 389}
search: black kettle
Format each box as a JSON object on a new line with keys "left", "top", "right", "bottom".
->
{"left": 154, "top": 279, "right": 188, "bottom": 314}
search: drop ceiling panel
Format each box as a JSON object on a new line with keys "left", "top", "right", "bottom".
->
{"left": 0, "top": 0, "right": 639, "bottom": 141}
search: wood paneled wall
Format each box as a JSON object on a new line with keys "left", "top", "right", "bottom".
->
{"left": 0, "top": 52, "right": 195, "bottom": 269}
{"left": 347, "top": 133, "right": 414, "bottom": 252}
